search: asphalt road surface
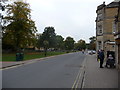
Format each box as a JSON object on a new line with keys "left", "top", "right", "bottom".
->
{"left": 2, "top": 52, "right": 86, "bottom": 88}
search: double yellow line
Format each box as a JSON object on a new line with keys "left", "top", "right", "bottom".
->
{"left": 71, "top": 68, "right": 83, "bottom": 90}
{"left": 71, "top": 57, "right": 86, "bottom": 90}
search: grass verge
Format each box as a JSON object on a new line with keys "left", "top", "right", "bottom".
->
{"left": 2, "top": 51, "right": 66, "bottom": 62}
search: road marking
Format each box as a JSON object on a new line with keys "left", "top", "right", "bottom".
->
{"left": 75, "top": 70, "right": 82, "bottom": 89}
{"left": 71, "top": 69, "right": 80, "bottom": 88}
{"left": 71, "top": 67, "right": 84, "bottom": 90}
{"left": 81, "top": 71, "right": 85, "bottom": 88}
{"left": 71, "top": 56, "right": 86, "bottom": 90}
{"left": 71, "top": 70, "right": 80, "bottom": 89}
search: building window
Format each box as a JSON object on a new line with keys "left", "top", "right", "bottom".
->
{"left": 112, "top": 21, "right": 117, "bottom": 34}
{"left": 98, "top": 41, "right": 101, "bottom": 50}
{"left": 97, "top": 25, "right": 103, "bottom": 35}
{"left": 112, "top": 45, "right": 115, "bottom": 48}
{"left": 97, "top": 14, "right": 103, "bottom": 21}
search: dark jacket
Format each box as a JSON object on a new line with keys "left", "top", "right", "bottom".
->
{"left": 99, "top": 51, "right": 104, "bottom": 60}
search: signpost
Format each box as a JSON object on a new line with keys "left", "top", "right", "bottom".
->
{"left": 0, "top": 0, "right": 7, "bottom": 89}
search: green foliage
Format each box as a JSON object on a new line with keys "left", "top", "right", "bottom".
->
{"left": 89, "top": 36, "right": 96, "bottom": 50}
{"left": 37, "top": 26, "right": 56, "bottom": 56}
{"left": 55, "top": 35, "right": 64, "bottom": 50}
{"left": 36, "top": 34, "right": 42, "bottom": 49}
{"left": 74, "top": 39, "right": 86, "bottom": 50}
{"left": 43, "top": 40, "right": 49, "bottom": 48}
{"left": 89, "top": 36, "right": 96, "bottom": 43}
{"left": 38, "top": 26, "right": 56, "bottom": 48}
{"left": 2, "top": 2, "right": 37, "bottom": 51}
{"left": 64, "top": 36, "right": 75, "bottom": 50}
{"left": 43, "top": 40, "right": 49, "bottom": 56}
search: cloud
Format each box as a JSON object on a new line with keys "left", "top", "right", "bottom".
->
{"left": 27, "top": 0, "right": 112, "bottom": 43}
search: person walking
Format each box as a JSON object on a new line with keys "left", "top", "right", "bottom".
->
{"left": 98, "top": 50, "right": 104, "bottom": 68}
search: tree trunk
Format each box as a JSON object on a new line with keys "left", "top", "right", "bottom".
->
{"left": 44, "top": 48, "right": 47, "bottom": 57}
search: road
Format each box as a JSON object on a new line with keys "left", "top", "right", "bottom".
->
{"left": 2, "top": 52, "right": 86, "bottom": 88}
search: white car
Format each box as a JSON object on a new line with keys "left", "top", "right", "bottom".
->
{"left": 88, "top": 50, "right": 96, "bottom": 55}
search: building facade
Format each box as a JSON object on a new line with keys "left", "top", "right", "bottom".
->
{"left": 114, "top": 2, "right": 120, "bottom": 69}
{"left": 96, "top": 1, "right": 119, "bottom": 61}
{"left": 96, "top": 2, "right": 105, "bottom": 51}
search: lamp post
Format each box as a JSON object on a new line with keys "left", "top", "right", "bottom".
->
{"left": 0, "top": 0, "right": 7, "bottom": 61}
{"left": 0, "top": 1, "right": 5, "bottom": 90}
{"left": 0, "top": 1, "right": 5, "bottom": 40}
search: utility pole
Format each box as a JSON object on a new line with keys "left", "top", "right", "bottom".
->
{"left": 0, "top": 0, "right": 7, "bottom": 89}
{"left": 0, "top": 0, "right": 6, "bottom": 49}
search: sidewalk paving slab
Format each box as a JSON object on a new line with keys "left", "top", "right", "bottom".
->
{"left": 83, "top": 54, "right": 118, "bottom": 89}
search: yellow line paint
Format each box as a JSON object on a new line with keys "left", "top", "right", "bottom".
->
{"left": 71, "top": 56, "right": 86, "bottom": 90}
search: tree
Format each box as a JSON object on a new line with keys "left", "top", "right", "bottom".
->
{"left": 89, "top": 36, "right": 96, "bottom": 50}
{"left": 89, "top": 36, "right": 96, "bottom": 43}
{"left": 55, "top": 35, "right": 64, "bottom": 50}
{"left": 43, "top": 40, "right": 49, "bottom": 56}
{"left": 36, "top": 33, "right": 42, "bottom": 49}
{"left": 74, "top": 39, "right": 86, "bottom": 50}
{"left": 78, "top": 39, "right": 86, "bottom": 50}
{"left": 64, "top": 36, "right": 75, "bottom": 51}
{"left": 38, "top": 26, "right": 56, "bottom": 56}
{"left": 2, "top": 2, "right": 37, "bottom": 51}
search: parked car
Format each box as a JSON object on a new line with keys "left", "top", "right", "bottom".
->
{"left": 88, "top": 50, "right": 96, "bottom": 55}
{"left": 88, "top": 50, "right": 93, "bottom": 55}
{"left": 92, "top": 50, "right": 96, "bottom": 54}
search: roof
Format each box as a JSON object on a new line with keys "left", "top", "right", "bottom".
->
{"left": 97, "top": 1, "right": 120, "bottom": 11}
{"left": 114, "top": 0, "right": 120, "bottom": 2}
{"left": 97, "top": 3, "right": 106, "bottom": 11}
{"left": 106, "top": 2, "right": 119, "bottom": 8}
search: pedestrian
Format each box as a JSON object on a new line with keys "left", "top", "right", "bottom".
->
{"left": 98, "top": 50, "right": 104, "bottom": 68}
{"left": 97, "top": 50, "right": 100, "bottom": 62}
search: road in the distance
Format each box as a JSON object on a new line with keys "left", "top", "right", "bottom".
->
{"left": 2, "top": 52, "right": 86, "bottom": 88}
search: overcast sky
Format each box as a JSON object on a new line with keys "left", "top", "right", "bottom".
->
{"left": 26, "top": 0, "right": 113, "bottom": 43}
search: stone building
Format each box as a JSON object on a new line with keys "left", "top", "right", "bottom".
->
{"left": 114, "top": 1, "right": 120, "bottom": 69}
{"left": 96, "top": 2, "right": 105, "bottom": 51}
{"left": 96, "top": 1, "right": 119, "bottom": 60}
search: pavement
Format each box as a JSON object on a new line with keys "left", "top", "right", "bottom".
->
{"left": 83, "top": 54, "right": 118, "bottom": 89}
{"left": 1, "top": 53, "right": 119, "bottom": 89}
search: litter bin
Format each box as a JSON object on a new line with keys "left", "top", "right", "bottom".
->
{"left": 16, "top": 53, "right": 24, "bottom": 61}
{"left": 19, "top": 53, "right": 24, "bottom": 61}
{"left": 16, "top": 53, "right": 20, "bottom": 61}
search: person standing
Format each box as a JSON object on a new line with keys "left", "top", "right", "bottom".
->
{"left": 97, "top": 50, "right": 100, "bottom": 61}
{"left": 98, "top": 50, "right": 104, "bottom": 68}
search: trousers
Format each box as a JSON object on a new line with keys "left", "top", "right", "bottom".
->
{"left": 100, "top": 59, "right": 104, "bottom": 67}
